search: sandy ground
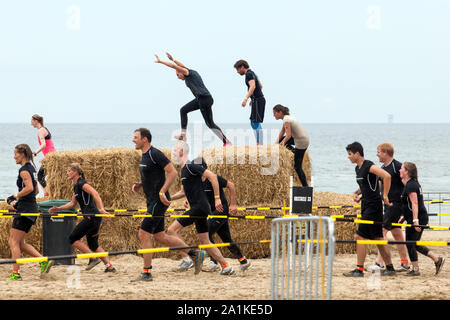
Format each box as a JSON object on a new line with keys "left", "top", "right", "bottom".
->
{"left": 1, "top": 228, "right": 449, "bottom": 301}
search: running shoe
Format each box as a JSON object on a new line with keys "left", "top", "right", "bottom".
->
{"left": 176, "top": 259, "right": 194, "bottom": 272}
{"left": 380, "top": 269, "right": 396, "bottom": 276}
{"left": 343, "top": 269, "right": 364, "bottom": 277}
{"left": 40, "top": 260, "right": 54, "bottom": 274}
{"left": 405, "top": 269, "right": 421, "bottom": 276}
{"left": 193, "top": 250, "right": 205, "bottom": 275}
{"left": 7, "top": 272, "right": 22, "bottom": 281}
{"left": 239, "top": 260, "right": 252, "bottom": 272}
{"left": 131, "top": 272, "right": 153, "bottom": 282}
{"left": 220, "top": 265, "right": 236, "bottom": 275}
{"left": 174, "top": 134, "right": 187, "bottom": 141}
{"left": 435, "top": 257, "right": 445, "bottom": 275}
{"left": 202, "top": 260, "right": 220, "bottom": 272}
{"left": 86, "top": 258, "right": 101, "bottom": 271}
{"left": 395, "top": 264, "right": 410, "bottom": 272}
{"left": 104, "top": 265, "right": 117, "bottom": 273}
{"left": 367, "top": 263, "right": 385, "bottom": 273}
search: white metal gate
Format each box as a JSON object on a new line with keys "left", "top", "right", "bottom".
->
{"left": 270, "top": 216, "right": 335, "bottom": 300}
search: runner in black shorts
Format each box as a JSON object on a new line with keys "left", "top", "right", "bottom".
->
{"left": 344, "top": 142, "right": 396, "bottom": 277}
{"left": 399, "top": 162, "right": 445, "bottom": 276}
{"left": 131, "top": 128, "right": 200, "bottom": 281}
{"left": 155, "top": 53, "right": 231, "bottom": 146}
{"left": 6, "top": 144, "right": 54, "bottom": 281}
{"left": 173, "top": 157, "right": 251, "bottom": 273}
{"left": 49, "top": 162, "right": 116, "bottom": 273}
{"left": 367, "top": 143, "right": 410, "bottom": 272}
{"left": 167, "top": 141, "right": 235, "bottom": 275}
{"left": 234, "top": 60, "right": 265, "bottom": 145}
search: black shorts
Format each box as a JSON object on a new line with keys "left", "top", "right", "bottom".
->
{"left": 250, "top": 96, "right": 266, "bottom": 123}
{"left": 177, "top": 207, "right": 209, "bottom": 234}
{"left": 69, "top": 217, "right": 102, "bottom": 251}
{"left": 356, "top": 201, "right": 383, "bottom": 240}
{"left": 383, "top": 203, "right": 403, "bottom": 230}
{"left": 140, "top": 201, "right": 168, "bottom": 234}
{"left": 12, "top": 216, "right": 34, "bottom": 233}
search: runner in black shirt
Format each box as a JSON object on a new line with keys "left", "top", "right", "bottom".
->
{"left": 171, "top": 157, "right": 251, "bottom": 273}
{"left": 155, "top": 53, "right": 231, "bottom": 146}
{"left": 131, "top": 128, "right": 201, "bottom": 281}
{"left": 234, "top": 60, "right": 266, "bottom": 145}
{"left": 368, "top": 143, "right": 410, "bottom": 272}
{"left": 49, "top": 163, "right": 116, "bottom": 273}
{"left": 343, "top": 142, "right": 396, "bottom": 277}
{"left": 167, "top": 141, "right": 235, "bottom": 275}
{"left": 399, "top": 162, "right": 445, "bottom": 276}
{"left": 6, "top": 144, "right": 54, "bottom": 281}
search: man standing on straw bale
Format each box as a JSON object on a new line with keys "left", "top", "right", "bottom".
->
{"left": 344, "top": 142, "right": 396, "bottom": 277}
{"left": 154, "top": 52, "right": 232, "bottom": 146}
{"left": 234, "top": 59, "right": 265, "bottom": 145}
{"left": 131, "top": 128, "right": 205, "bottom": 281}
{"left": 366, "top": 143, "right": 410, "bottom": 273}
{"left": 167, "top": 141, "right": 236, "bottom": 275}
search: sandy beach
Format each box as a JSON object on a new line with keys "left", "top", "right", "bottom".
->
{"left": 1, "top": 226, "right": 449, "bottom": 301}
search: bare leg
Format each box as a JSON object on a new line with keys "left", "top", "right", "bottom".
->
{"left": 72, "top": 240, "right": 110, "bottom": 265}
{"left": 197, "top": 232, "right": 227, "bottom": 266}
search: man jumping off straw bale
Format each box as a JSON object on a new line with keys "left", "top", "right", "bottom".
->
{"left": 154, "top": 52, "right": 231, "bottom": 146}
{"left": 131, "top": 128, "right": 204, "bottom": 281}
{"left": 167, "top": 141, "right": 236, "bottom": 275}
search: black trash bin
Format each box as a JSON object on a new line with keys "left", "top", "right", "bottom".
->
{"left": 39, "top": 200, "right": 76, "bottom": 265}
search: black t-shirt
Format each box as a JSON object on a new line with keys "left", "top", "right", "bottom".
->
{"left": 203, "top": 175, "right": 229, "bottom": 213}
{"left": 16, "top": 162, "right": 38, "bottom": 220}
{"left": 185, "top": 69, "right": 211, "bottom": 98}
{"left": 140, "top": 146, "right": 171, "bottom": 205}
{"left": 245, "top": 69, "right": 263, "bottom": 99}
{"left": 381, "top": 159, "right": 403, "bottom": 203}
{"left": 74, "top": 178, "right": 100, "bottom": 214}
{"left": 355, "top": 160, "right": 381, "bottom": 204}
{"left": 181, "top": 161, "right": 210, "bottom": 211}
{"left": 401, "top": 179, "right": 428, "bottom": 224}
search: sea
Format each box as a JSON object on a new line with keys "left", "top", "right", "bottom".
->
{"left": 1, "top": 122, "right": 449, "bottom": 220}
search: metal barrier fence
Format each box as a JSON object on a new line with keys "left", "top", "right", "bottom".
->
{"left": 270, "top": 216, "right": 335, "bottom": 300}
{"left": 424, "top": 192, "right": 450, "bottom": 225}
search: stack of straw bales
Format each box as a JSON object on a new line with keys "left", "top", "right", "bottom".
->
{"left": 198, "top": 145, "right": 311, "bottom": 206}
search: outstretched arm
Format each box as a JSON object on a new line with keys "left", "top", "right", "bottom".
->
{"left": 166, "top": 52, "right": 186, "bottom": 68}
{"left": 155, "top": 54, "right": 189, "bottom": 76}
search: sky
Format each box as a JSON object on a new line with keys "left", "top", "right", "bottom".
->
{"left": 1, "top": 0, "right": 449, "bottom": 124}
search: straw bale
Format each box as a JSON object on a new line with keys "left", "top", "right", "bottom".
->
{"left": 198, "top": 145, "right": 311, "bottom": 206}
{"left": 41, "top": 147, "right": 184, "bottom": 210}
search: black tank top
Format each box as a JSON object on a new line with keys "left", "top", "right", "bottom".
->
{"left": 74, "top": 178, "right": 100, "bottom": 215}
{"left": 44, "top": 127, "right": 52, "bottom": 140}
{"left": 16, "top": 162, "right": 38, "bottom": 221}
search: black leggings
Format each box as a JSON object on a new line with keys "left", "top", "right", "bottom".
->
{"left": 207, "top": 216, "right": 244, "bottom": 263}
{"left": 279, "top": 136, "right": 308, "bottom": 186}
{"left": 69, "top": 217, "right": 102, "bottom": 252}
{"left": 405, "top": 226, "right": 429, "bottom": 262}
{"left": 180, "top": 95, "right": 229, "bottom": 145}
{"left": 38, "top": 166, "right": 46, "bottom": 188}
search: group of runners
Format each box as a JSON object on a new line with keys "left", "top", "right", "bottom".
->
{"left": 345, "top": 142, "right": 445, "bottom": 277}
{"left": 4, "top": 55, "right": 311, "bottom": 281}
